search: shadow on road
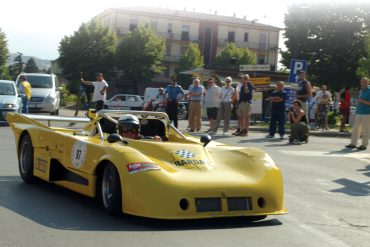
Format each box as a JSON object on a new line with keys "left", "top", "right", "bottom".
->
{"left": 0, "top": 176, "right": 283, "bottom": 231}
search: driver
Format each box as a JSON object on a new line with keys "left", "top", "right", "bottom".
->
{"left": 117, "top": 114, "right": 162, "bottom": 141}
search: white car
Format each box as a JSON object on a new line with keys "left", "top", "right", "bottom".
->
{"left": 0, "top": 80, "right": 21, "bottom": 122}
{"left": 16, "top": 73, "right": 61, "bottom": 115}
{"left": 104, "top": 94, "right": 144, "bottom": 110}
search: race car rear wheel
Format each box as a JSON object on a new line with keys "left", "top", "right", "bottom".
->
{"left": 18, "top": 134, "right": 35, "bottom": 183}
{"left": 101, "top": 163, "right": 122, "bottom": 215}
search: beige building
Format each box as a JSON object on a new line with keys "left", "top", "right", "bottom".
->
{"left": 97, "top": 7, "right": 281, "bottom": 81}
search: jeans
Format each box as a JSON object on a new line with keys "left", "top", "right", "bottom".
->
{"left": 269, "top": 111, "right": 285, "bottom": 137}
{"left": 21, "top": 95, "right": 29, "bottom": 113}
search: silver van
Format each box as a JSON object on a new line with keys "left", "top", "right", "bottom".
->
{"left": 16, "top": 73, "right": 61, "bottom": 115}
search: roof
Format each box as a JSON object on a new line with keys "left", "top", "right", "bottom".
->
{"left": 100, "top": 7, "right": 282, "bottom": 31}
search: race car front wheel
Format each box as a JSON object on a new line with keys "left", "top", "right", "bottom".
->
{"left": 18, "top": 134, "right": 35, "bottom": 183}
{"left": 102, "top": 163, "right": 122, "bottom": 215}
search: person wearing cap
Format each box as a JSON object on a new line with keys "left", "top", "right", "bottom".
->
{"left": 345, "top": 77, "right": 370, "bottom": 151}
{"left": 164, "top": 75, "right": 185, "bottom": 128}
{"left": 204, "top": 77, "right": 221, "bottom": 133}
{"left": 117, "top": 114, "right": 162, "bottom": 141}
{"left": 18, "top": 75, "right": 32, "bottom": 113}
{"left": 266, "top": 81, "right": 287, "bottom": 139}
{"left": 235, "top": 74, "right": 253, "bottom": 136}
{"left": 211, "top": 76, "right": 235, "bottom": 135}
{"left": 187, "top": 78, "right": 205, "bottom": 132}
{"left": 287, "top": 99, "right": 309, "bottom": 144}
{"left": 81, "top": 72, "right": 108, "bottom": 111}
{"left": 295, "top": 70, "right": 312, "bottom": 118}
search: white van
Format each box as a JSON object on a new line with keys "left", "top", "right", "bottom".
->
{"left": 16, "top": 73, "right": 61, "bottom": 115}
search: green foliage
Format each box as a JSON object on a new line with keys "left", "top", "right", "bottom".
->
{"left": 58, "top": 18, "right": 117, "bottom": 83}
{"left": 328, "top": 111, "right": 340, "bottom": 127}
{"left": 281, "top": 3, "right": 370, "bottom": 90}
{"left": 116, "top": 25, "right": 165, "bottom": 83}
{"left": 357, "top": 33, "right": 370, "bottom": 77}
{"left": 0, "top": 28, "right": 9, "bottom": 77}
{"left": 25, "top": 58, "right": 39, "bottom": 73}
{"left": 213, "top": 43, "right": 255, "bottom": 69}
{"left": 59, "top": 83, "right": 71, "bottom": 106}
{"left": 177, "top": 43, "right": 204, "bottom": 72}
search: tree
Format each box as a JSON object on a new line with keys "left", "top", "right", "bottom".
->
{"left": 177, "top": 43, "right": 204, "bottom": 73}
{"left": 58, "top": 18, "right": 117, "bottom": 91}
{"left": 213, "top": 43, "right": 255, "bottom": 70}
{"left": 0, "top": 28, "right": 9, "bottom": 78}
{"left": 25, "top": 58, "right": 39, "bottom": 73}
{"left": 281, "top": 3, "right": 370, "bottom": 90}
{"left": 116, "top": 25, "right": 164, "bottom": 84}
{"left": 357, "top": 33, "right": 370, "bottom": 78}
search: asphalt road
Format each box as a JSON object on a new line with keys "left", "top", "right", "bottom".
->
{"left": 0, "top": 112, "right": 369, "bottom": 247}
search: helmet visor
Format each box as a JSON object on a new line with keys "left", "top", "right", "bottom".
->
{"left": 118, "top": 123, "right": 140, "bottom": 133}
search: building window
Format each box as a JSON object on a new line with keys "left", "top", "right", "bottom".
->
{"left": 228, "top": 31, "right": 235, "bottom": 43}
{"left": 166, "top": 43, "right": 171, "bottom": 56}
{"left": 244, "top": 32, "right": 249, "bottom": 42}
{"left": 259, "top": 33, "right": 267, "bottom": 50}
{"left": 257, "top": 54, "right": 265, "bottom": 64}
{"left": 181, "top": 25, "right": 190, "bottom": 41}
{"left": 163, "top": 66, "right": 170, "bottom": 77}
{"left": 180, "top": 45, "right": 188, "bottom": 55}
{"left": 167, "top": 23, "right": 172, "bottom": 33}
{"left": 129, "top": 19, "right": 137, "bottom": 31}
{"left": 150, "top": 21, "right": 158, "bottom": 31}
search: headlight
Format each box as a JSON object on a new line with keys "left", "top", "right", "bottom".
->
{"left": 3, "top": 103, "right": 16, "bottom": 108}
{"left": 45, "top": 96, "right": 55, "bottom": 103}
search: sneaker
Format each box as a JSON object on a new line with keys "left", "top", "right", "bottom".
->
{"left": 357, "top": 145, "right": 367, "bottom": 151}
{"left": 345, "top": 144, "right": 356, "bottom": 148}
{"left": 237, "top": 130, "right": 247, "bottom": 136}
{"left": 188, "top": 129, "right": 195, "bottom": 133}
{"left": 265, "top": 134, "right": 274, "bottom": 138}
{"left": 232, "top": 129, "right": 241, "bottom": 135}
{"left": 223, "top": 132, "right": 231, "bottom": 135}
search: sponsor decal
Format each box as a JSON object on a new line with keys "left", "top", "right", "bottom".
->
{"left": 127, "top": 162, "right": 160, "bottom": 174}
{"left": 71, "top": 141, "right": 87, "bottom": 168}
{"left": 172, "top": 150, "right": 208, "bottom": 169}
{"left": 35, "top": 158, "right": 48, "bottom": 173}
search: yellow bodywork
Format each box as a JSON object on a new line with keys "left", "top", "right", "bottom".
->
{"left": 6, "top": 111, "right": 287, "bottom": 219}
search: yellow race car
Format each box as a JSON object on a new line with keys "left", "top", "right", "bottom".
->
{"left": 7, "top": 109, "right": 287, "bottom": 220}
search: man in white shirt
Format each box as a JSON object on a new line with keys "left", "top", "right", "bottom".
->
{"left": 211, "top": 77, "right": 235, "bottom": 135}
{"left": 81, "top": 73, "right": 108, "bottom": 111}
{"left": 204, "top": 78, "right": 221, "bottom": 133}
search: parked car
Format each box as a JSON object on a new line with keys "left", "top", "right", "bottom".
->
{"left": 0, "top": 80, "right": 21, "bottom": 122}
{"left": 104, "top": 94, "right": 144, "bottom": 110}
{"left": 16, "top": 73, "right": 61, "bottom": 115}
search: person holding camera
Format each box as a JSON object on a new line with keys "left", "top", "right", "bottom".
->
{"left": 266, "top": 81, "right": 287, "bottom": 139}
{"left": 288, "top": 100, "right": 309, "bottom": 144}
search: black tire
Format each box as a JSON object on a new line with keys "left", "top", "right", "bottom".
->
{"left": 18, "top": 134, "right": 35, "bottom": 183}
{"left": 245, "top": 215, "right": 267, "bottom": 222}
{"left": 101, "top": 163, "right": 122, "bottom": 215}
{"left": 50, "top": 108, "right": 59, "bottom": 115}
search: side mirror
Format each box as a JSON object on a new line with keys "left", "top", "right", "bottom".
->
{"left": 107, "top": 133, "right": 127, "bottom": 144}
{"left": 200, "top": 135, "right": 212, "bottom": 147}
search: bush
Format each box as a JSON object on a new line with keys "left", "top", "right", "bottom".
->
{"left": 328, "top": 111, "right": 340, "bottom": 127}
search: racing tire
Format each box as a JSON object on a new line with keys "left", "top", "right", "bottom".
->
{"left": 101, "top": 163, "right": 122, "bottom": 215}
{"left": 18, "top": 134, "right": 35, "bottom": 183}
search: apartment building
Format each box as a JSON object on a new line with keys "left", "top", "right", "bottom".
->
{"left": 97, "top": 7, "right": 281, "bottom": 80}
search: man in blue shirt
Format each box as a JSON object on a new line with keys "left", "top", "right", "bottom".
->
{"left": 187, "top": 78, "right": 205, "bottom": 132}
{"left": 164, "top": 75, "right": 185, "bottom": 128}
{"left": 346, "top": 78, "right": 370, "bottom": 151}
{"left": 235, "top": 74, "right": 254, "bottom": 136}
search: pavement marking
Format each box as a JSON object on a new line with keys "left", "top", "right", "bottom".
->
{"left": 279, "top": 150, "right": 370, "bottom": 163}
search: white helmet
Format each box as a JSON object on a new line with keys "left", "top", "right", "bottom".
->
{"left": 117, "top": 114, "right": 140, "bottom": 133}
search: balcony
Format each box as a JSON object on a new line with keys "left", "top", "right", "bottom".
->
{"left": 163, "top": 55, "right": 181, "bottom": 62}
{"left": 217, "top": 39, "right": 278, "bottom": 51}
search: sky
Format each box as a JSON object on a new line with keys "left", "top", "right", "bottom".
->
{"left": 0, "top": 0, "right": 359, "bottom": 60}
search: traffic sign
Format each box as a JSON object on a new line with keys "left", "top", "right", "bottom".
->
{"left": 289, "top": 59, "right": 307, "bottom": 83}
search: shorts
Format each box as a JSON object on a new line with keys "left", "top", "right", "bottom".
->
{"left": 207, "top": 107, "right": 218, "bottom": 120}
{"left": 236, "top": 101, "right": 251, "bottom": 117}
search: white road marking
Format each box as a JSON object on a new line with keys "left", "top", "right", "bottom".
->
{"left": 280, "top": 150, "right": 370, "bottom": 162}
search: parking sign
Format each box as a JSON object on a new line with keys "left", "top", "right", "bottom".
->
{"left": 289, "top": 59, "right": 307, "bottom": 83}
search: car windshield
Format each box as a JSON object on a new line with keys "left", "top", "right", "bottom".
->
{"left": 26, "top": 76, "right": 52, "bottom": 88}
{"left": 0, "top": 83, "right": 16, "bottom": 95}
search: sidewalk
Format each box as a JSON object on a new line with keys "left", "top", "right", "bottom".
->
{"left": 177, "top": 119, "right": 351, "bottom": 138}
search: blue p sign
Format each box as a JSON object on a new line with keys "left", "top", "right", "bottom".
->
{"left": 289, "top": 59, "right": 307, "bottom": 83}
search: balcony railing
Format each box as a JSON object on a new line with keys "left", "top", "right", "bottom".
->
{"left": 217, "top": 39, "right": 278, "bottom": 51}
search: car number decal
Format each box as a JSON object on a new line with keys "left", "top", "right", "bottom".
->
{"left": 71, "top": 141, "right": 87, "bottom": 168}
